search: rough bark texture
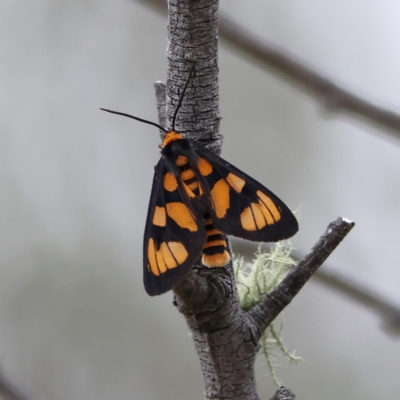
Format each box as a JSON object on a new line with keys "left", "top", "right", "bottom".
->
{"left": 166, "top": 0, "right": 223, "bottom": 154}
{"left": 174, "top": 262, "right": 260, "bottom": 400}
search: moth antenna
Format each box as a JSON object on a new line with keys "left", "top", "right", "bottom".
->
{"left": 171, "top": 63, "right": 195, "bottom": 131}
{"left": 100, "top": 108, "right": 167, "bottom": 133}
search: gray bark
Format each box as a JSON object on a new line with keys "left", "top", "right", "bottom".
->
{"left": 166, "top": 0, "right": 222, "bottom": 154}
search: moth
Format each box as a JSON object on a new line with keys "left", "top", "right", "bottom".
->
{"left": 101, "top": 67, "right": 298, "bottom": 296}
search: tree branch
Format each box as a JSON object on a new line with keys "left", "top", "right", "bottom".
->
{"left": 248, "top": 217, "right": 355, "bottom": 338}
{"left": 140, "top": 0, "right": 400, "bottom": 141}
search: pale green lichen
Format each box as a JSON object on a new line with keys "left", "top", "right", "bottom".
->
{"left": 234, "top": 239, "right": 303, "bottom": 386}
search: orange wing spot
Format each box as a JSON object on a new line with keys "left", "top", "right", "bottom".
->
{"left": 156, "top": 247, "right": 167, "bottom": 274}
{"left": 202, "top": 251, "right": 230, "bottom": 268}
{"left": 166, "top": 202, "right": 198, "bottom": 231}
{"left": 183, "top": 183, "right": 196, "bottom": 198}
{"left": 240, "top": 207, "right": 257, "bottom": 231}
{"left": 257, "top": 191, "right": 281, "bottom": 222}
{"left": 211, "top": 179, "right": 230, "bottom": 218}
{"left": 164, "top": 172, "right": 178, "bottom": 192}
{"left": 152, "top": 206, "right": 166, "bottom": 227}
{"left": 175, "top": 155, "right": 188, "bottom": 167}
{"left": 167, "top": 242, "right": 188, "bottom": 265}
{"left": 226, "top": 172, "right": 245, "bottom": 193}
{"left": 197, "top": 158, "right": 213, "bottom": 176}
{"left": 148, "top": 240, "right": 185, "bottom": 276}
{"left": 147, "top": 238, "right": 160, "bottom": 276}
{"left": 181, "top": 168, "right": 195, "bottom": 181}
{"left": 203, "top": 239, "right": 226, "bottom": 249}
{"left": 160, "top": 242, "right": 178, "bottom": 269}
{"left": 162, "top": 131, "right": 183, "bottom": 148}
{"left": 256, "top": 200, "right": 274, "bottom": 225}
{"left": 251, "top": 203, "right": 267, "bottom": 229}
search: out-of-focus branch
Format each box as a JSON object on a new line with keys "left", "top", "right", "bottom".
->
{"left": 138, "top": 0, "right": 400, "bottom": 141}
{"left": 311, "top": 263, "right": 400, "bottom": 336}
{"left": 218, "top": 15, "right": 400, "bottom": 139}
{"left": 0, "top": 371, "right": 30, "bottom": 400}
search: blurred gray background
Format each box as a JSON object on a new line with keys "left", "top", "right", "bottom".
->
{"left": 1, "top": 0, "right": 400, "bottom": 399}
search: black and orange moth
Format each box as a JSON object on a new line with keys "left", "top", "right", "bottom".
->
{"left": 101, "top": 67, "right": 298, "bottom": 296}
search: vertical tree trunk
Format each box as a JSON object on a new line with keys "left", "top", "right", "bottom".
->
{"left": 166, "top": 0, "right": 223, "bottom": 154}
{"left": 165, "top": 1, "right": 260, "bottom": 398}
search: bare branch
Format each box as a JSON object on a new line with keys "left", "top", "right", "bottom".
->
{"left": 139, "top": 0, "right": 400, "bottom": 140}
{"left": 248, "top": 218, "right": 355, "bottom": 340}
